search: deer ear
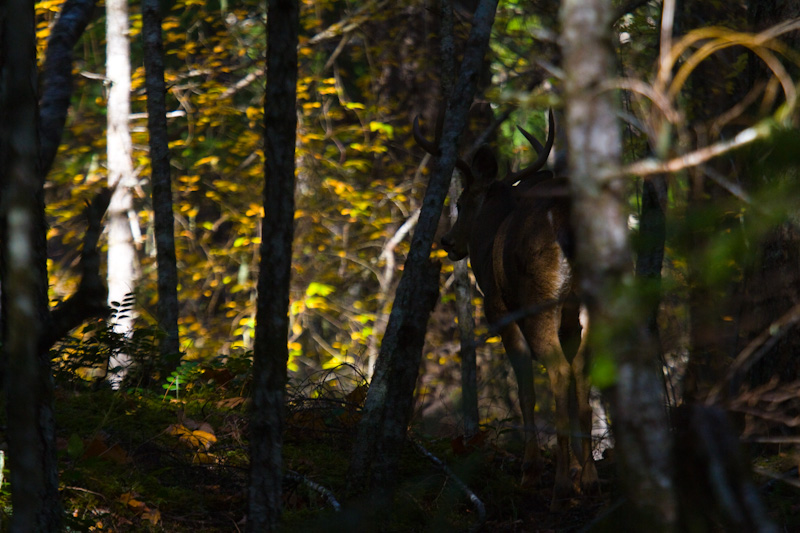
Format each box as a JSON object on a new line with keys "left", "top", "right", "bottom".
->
{"left": 471, "top": 145, "right": 498, "bottom": 185}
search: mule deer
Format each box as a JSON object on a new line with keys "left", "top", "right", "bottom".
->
{"left": 415, "top": 112, "right": 598, "bottom": 510}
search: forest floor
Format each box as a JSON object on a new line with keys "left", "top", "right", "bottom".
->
{"left": 0, "top": 365, "right": 798, "bottom": 531}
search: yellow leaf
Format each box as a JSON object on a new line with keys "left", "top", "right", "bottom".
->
{"left": 193, "top": 451, "right": 216, "bottom": 464}
{"left": 195, "top": 156, "right": 219, "bottom": 166}
{"left": 216, "top": 396, "right": 246, "bottom": 409}
{"left": 143, "top": 508, "right": 161, "bottom": 525}
{"left": 166, "top": 423, "right": 191, "bottom": 437}
{"left": 120, "top": 492, "right": 146, "bottom": 510}
{"left": 191, "top": 429, "right": 217, "bottom": 450}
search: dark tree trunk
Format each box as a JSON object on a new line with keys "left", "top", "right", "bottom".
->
{"left": 247, "top": 0, "right": 298, "bottom": 530}
{"left": 0, "top": 2, "right": 62, "bottom": 529}
{"left": 453, "top": 213, "right": 479, "bottom": 438}
{"left": 634, "top": 174, "right": 668, "bottom": 379}
{"left": 142, "top": 0, "right": 180, "bottom": 363}
{"left": 347, "top": 0, "right": 499, "bottom": 504}
{"left": 561, "top": 0, "right": 676, "bottom": 529}
{"left": 441, "top": 0, "right": 479, "bottom": 440}
{"left": 0, "top": 1, "right": 103, "bottom": 527}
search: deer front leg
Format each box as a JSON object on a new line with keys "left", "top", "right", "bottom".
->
{"left": 501, "top": 323, "right": 543, "bottom": 486}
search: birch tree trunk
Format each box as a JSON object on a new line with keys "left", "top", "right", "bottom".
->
{"left": 560, "top": 0, "right": 676, "bottom": 529}
{"left": 248, "top": 0, "right": 298, "bottom": 529}
{"left": 106, "top": 0, "right": 138, "bottom": 386}
{"left": 142, "top": 0, "right": 180, "bottom": 365}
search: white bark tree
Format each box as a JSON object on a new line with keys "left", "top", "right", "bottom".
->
{"left": 561, "top": 0, "right": 676, "bottom": 528}
{"left": 106, "top": 0, "right": 138, "bottom": 386}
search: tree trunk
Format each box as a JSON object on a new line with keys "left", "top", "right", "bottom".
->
{"left": 106, "top": 0, "right": 138, "bottom": 386}
{"left": 0, "top": 2, "right": 62, "bottom": 529}
{"left": 441, "top": 0, "right": 479, "bottom": 440}
{"left": 142, "top": 0, "right": 180, "bottom": 365}
{"left": 634, "top": 174, "right": 668, "bottom": 384}
{"left": 0, "top": 1, "right": 105, "bottom": 526}
{"left": 247, "top": 0, "right": 298, "bottom": 530}
{"left": 561, "top": 0, "right": 676, "bottom": 529}
{"left": 347, "top": 0, "right": 499, "bottom": 504}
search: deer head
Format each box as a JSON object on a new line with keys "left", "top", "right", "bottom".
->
{"left": 414, "top": 111, "right": 555, "bottom": 262}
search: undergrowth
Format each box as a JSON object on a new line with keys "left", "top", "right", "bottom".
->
{"left": 0, "top": 320, "right": 611, "bottom": 532}
{"left": 1, "top": 320, "right": 796, "bottom": 532}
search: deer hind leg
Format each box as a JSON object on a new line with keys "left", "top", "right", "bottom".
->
{"left": 571, "top": 324, "right": 599, "bottom": 495}
{"left": 500, "top": 322, "right": 542, "bottom": 486}
{"left": 523, "top": 314, "right": 574, "bottom": 511}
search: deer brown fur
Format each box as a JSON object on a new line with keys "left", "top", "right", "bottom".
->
{"left": 415, "top": 112, "right": 598, "bottom": 510}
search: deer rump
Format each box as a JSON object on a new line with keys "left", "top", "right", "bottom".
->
{"left": 469, "top": 176, "right": 575, "bottom": 318}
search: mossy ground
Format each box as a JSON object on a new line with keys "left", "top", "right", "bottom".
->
{"left": 0, "top": 365, "right": 796, "bottom": 531}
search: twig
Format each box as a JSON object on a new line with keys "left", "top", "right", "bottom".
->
{"left": 284, "top": 470, "right": 341, "bottom": 512}
{"left": 614, "top": 119, "right": 773, "bottom": 180}
{"left": 409, "top": 435, "right": 486, "bottom": 532}
{"left": 753, "top": 467, "right": 800, "bottom": 490}
{"left": 707, "top": 302, "right": 800, "bottom": 404}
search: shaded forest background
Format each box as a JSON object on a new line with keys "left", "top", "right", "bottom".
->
{"left": 0, "top": 0, "right": 799, "bottom": 530}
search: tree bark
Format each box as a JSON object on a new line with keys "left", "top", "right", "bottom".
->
{"left": 0, "top": 2, "right": 104, "bottom": 527}
{"left": 442, "top": 0, "right": 479, "bottom": 440}
{"left": 247, "top": 0, "right": 298, "bottom": 530}
{"left": 0, "top": 2, "right": 62, "bottom": 529}
{"left": 347, "top": 0, "right": 499, "bottom": 503}
{"left": 106, "top": 0, "right": 138, "bottom": 386}
{"left": 634, "top": 174, "right": 668, "bottom": 381}
{"left": 561, "top": 0, "right": 676, "bottom": 529}
{"left": 142, "top": 0, "right": 180, "bottom": 364}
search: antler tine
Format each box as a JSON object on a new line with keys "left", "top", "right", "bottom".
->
{"left": 414, "top": 115, "right": 474, "bottom": 183}
{"left": 413, "top": 115, "right": 440, "bottom": 156}
{"left": 517, "top": 125, "right": 546, "bottom": 154}
{"left": 506, "top": 109, "right": 555, "bottom": 183}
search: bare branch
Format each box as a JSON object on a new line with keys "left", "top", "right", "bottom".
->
{"left": 613, "top": 120, "right": 772, "bottom": 179}
{"left": 409, "top": 435, "right": 486, "bottom": 532}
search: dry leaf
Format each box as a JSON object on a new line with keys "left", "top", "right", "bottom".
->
{"left": 216, "top": 396, "right": 247, "bottom": 409}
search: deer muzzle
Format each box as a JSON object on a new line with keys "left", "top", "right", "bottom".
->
{"left": 440, "top": 233, "right": 467, "bottom": 261}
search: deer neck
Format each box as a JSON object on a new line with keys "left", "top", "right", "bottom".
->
{"left": 468, "top": 181, "right": 516, "bottom": 293}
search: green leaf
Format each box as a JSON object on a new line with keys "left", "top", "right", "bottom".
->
{"left": 67, "top": 433, "right": 84, "bottom": 459}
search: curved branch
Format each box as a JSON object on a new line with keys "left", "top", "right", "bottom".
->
{"left": 39, "top": 0, "right": 98, "bottom": 177}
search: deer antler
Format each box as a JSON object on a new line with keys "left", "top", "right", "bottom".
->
{"left": 505, "top": 109, "right": 555, "bottom": 184}
{"left": 412, "top": 116, "right": 440, "bottom": 156}
{"left": 413, "top": 115, "right": 475, "bottom": 182}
